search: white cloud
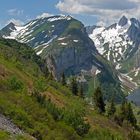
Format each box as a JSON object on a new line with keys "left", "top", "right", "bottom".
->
{"left": 56, "top": 0, "right": 140, "bottom": 25}
{"left": 6, "top": 18, "right": 24, "bottom": 26}
{"left": 36, "top": 12, "right": 53, "bottom": 19}
{"left": 7, "top": 9, "right": 24, "bottom": 16}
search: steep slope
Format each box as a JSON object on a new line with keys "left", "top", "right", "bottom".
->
{"left": 0, "top": 38, "right": 82, "bottom": 139}
{"left": 0, "top": 38, "right": 139, "bottom": 140}
{"left": 88, "top": 16, "right": 140, "bottom": 92}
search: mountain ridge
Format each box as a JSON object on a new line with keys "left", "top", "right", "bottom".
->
{"left": 87, "top": 16, "right": 140, "bottom": 93}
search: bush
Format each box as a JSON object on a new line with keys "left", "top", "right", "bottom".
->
{"left": 8, "top": 76, "right": 24, "bottom": 91}
{"left": 63, "top": 109, "right": 90, "bottom": 136}
{"left": 34, "top": 77, "right": 47, "bottom": 92}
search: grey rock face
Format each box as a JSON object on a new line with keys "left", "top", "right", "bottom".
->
{"left": 118, "top": 16, "right": 128, "bottom": 26}
{"left": 0, "top": 22, "right": 16, "bottom": 37}
{"left": 46, "top": 40, "right": 97, "bottom": 79}
{"left": 86, "top": 25, "right": 101, "bottom": 34}
{"left": 0, "top": 114, "right": 23, "bottom": 134}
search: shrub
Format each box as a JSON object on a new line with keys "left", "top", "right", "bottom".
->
{"left": 34, "top": 77, "right": 47, "bottom": 92}
{"left": 8, "top": 76, "right": 24, "bottom": 91}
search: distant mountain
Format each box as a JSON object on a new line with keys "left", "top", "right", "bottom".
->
{"left": 87, "top": 16, "right": 140, "bottom": 92}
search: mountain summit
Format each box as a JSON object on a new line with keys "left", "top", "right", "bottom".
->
{"left": 87, "top": 16, "right": 140, "bottom": 92}
{"left": 118, "top": 15, "right": 128, "bottom": 26}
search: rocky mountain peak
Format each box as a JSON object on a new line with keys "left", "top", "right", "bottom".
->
{"left": 118, "top": 15, "right": 128, "bottom": 26}
{"left": 0, "top": 22, "right": 17, "bottom": 37}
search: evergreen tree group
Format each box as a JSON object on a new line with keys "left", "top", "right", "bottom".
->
{"left": 93, "top": 87, "right": 105, "bottom": 113}
{"left": 117, "top": 101, "right": 137, "bottom": 127}
{"left": 71, "top": 77, "right": 78, "bottom": 96}
{"left": 107, "top": 97, "right": 116, "bottom": 117}
{"left": 61, "top": 72, "right": 66, "bottom": 86}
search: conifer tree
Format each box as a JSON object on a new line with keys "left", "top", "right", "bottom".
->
{"left": 117, "top": 101, "right": 137, "bottom": 127}
{"left": 71, "top": 77, "right": 78, "bottom": 96}
{"left": 93, "top": 87, "right": 105, "bottom": 113}
{"left": 61, "top": 72, "right": 66, "bottom": 86}
{"left": 107, "top": 98, "right": 116, "bottom": 117}
{"left": 79, "top": 84, "right": 84, "bottom": 98}
{"left": 125, "top": 103, "right": 137, "bottom": 127}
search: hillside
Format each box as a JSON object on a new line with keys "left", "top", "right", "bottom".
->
{"left": 0, "top": 38, "right": 139, "bottom": 139}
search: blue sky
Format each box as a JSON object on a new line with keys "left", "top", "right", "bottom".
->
{"left": 0, "top": 0, "right": 98, "bottom": 29}
{"left": 0, "top": 0, "right": 140, "bottom": 29}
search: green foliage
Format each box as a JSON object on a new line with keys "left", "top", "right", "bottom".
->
{"left": 8, "top": 76, "right": 24, "bottom": 91}
{"left": 93, "top": 87, "right": 105, "bottom": 113}
{"left": 34, "top": 77, "right": 47, "bottom": 92}
{"left": 126, "top": 103, "right": 137, "bottom": 127}
{"left": 32, "top": 90, "right": 90, "bottom": 136}
{"left": 107, "top": 98, "right": 116, "bottom": 117}
{"left": 0, "top": 38, "right": 139, "bottom": 140}
{"left": 32, "top": 90, "right": 46, "bottom": 106}
{"left": 84, "top": 129, "right": 124, "bottom": 140}
{"left": 100, "top": 83, "right": 124, "bottom": 103}
{"left": 79, "top": 84, "right": 84, "bottom": 98}
{"left": 61, "top": 72, "right": 66, "bottom": 86}
{"left": 63, "top": 109, "right": 90, "bottom": 136}
{"left": 0, "top": 131, "right": 10, "bottom": 140}
{"left": 128, "top": 130, "right": 140, "bottom": 140}
{"left": 115, "top": 101, "right": 137, "bottom": 127}
{"left": 71, "top": 77, "right": 78, "bottom": 96}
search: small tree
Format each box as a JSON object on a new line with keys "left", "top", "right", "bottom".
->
{"left": 8, "top": 76, "right": 23, "bottom": 91}
{"left": 93, "top": 87, "right": 105, "bottom": 113}
{"left": 79, "top": 84, "right": 84, "bottom": 98}
{"left": 49, "top": 72, "right": 54, "bottom": 80}
{"left": 116, "top": 101, "right": 137, "bottom": 127}
{"left": 125, "top": 103, "right": 137, "bottom": 127}
{"left": 61, "top": 72, "right": 66, "bottom": 86}
{"left": 71, "top": 77, "right": 78, "bottom": 96}
{"left": 107, "top": 97, "right": 116, "bottom": 117}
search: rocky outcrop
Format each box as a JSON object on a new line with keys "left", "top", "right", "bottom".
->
{"left": 0, "top": 114, "right": 23, "bottom": 134}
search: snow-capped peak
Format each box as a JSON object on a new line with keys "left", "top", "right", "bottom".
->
{"left": 88, "top": 16, "right": 140, "bottom": 67}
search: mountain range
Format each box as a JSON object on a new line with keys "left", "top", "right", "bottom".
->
{"left": 87, "top": 16, "right": 140, "bottom": 93}
{"left": 1, "top": 15, "right": 140, "bottom": 99}
{"left": 0, "top": 14, "right": 140, "bottom": 139}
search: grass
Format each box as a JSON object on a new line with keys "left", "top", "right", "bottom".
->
{"left": 0, "top": 38, "right": 140, "bottom": 139}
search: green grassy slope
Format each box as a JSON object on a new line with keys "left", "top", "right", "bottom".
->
{"left": 0, "top": 38, "right": 139, "bottom": 140}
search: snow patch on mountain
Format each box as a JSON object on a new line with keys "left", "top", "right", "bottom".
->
{"left": 47, "top": 15, "right": 71, "bottom": 22}
{"left": 58, "top": 37, "right": 66, "bottom": 41}
{"left": 73, "top": 40, "right": 79, "bottom": 43}
{"left": 88, "top": 17, "right": 135, "bottom": 64}
{"left": 61, "top": 42, "right": 67, "bottom": 45}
